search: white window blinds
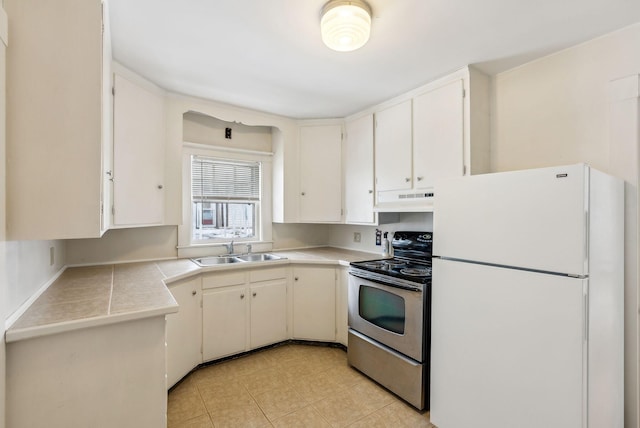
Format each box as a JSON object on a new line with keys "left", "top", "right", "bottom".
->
{"left": 192, "top": 156, "right": 260, "bottom": 202}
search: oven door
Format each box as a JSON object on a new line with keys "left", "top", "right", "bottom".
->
{"left": 348, "top": 272, "right": 424, "bottom": 362}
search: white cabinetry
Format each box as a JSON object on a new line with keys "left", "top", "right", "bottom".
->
{"left": 6, "top": 0, "right": 112, "bottom": 239}
{"left": 292, "top": 266, "right": 336, "bottom": 341}
{"left": 336, "top": 267, "right": 349, "bottom": 346}
{"left": 299, "top": 125, "right": 342, "bottom": 222}
{"left": 112, "top": 73, "right": 165, "bottom": 227}
{"left": 202, "top": 268, "right": 287, "bottom": 362}
{"left": 374, "top": 67, "right": 490, "bottom": 211}
{"left": 413, "top": 79, "right": 464, "bottom": 189}
{"left": 344, "top": 114, "right": 376, "bottom": 224}
{"left": 166, "top": 277, "right": 203, "bottom": 388}
{"left": 374, "top": 100, "right": 413, "bottom": 193}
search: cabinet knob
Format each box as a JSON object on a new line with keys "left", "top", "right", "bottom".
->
{"left": 417, "top": 176, "right": 423, "bottom": 181}
{"left": 368, "top": 190, "right": 373, "bottom": 194}
{"left": 191, "top": 290, "right": 197, "bottom": 296}
{"left": 240, "top": 293, "right": 245, "bottom": 299}
{"left": 294, "top": 277, "right": 299, "bottom": 281}
{"left": 252, "top": 292, "right": 257, "bottom": 297}
{"left": 157, "top": 184, "right": 164, "bottom": 189}
{"left": 301, "top": 192, "right": 306, "bottom": 196}
{"left": 405, "top": 177, "right": 411, "bottom": 183}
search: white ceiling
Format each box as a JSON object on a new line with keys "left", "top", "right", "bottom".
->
{"left": 109, "top": 0, "right": 640, "bottom": 119}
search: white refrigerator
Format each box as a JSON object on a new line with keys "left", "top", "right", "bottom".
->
{"left": 430, "top": 164, "right": 624, "bottom": 428}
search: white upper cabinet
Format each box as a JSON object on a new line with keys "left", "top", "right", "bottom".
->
{"left": 344, "top": 114, "right": 376, "bottom": 224}
{"left": 413, "top": 79, "right": 464, "bottom": 189}
{"left": 112, "top": 73, "right": 165, "bottom": 227}
{"left": 299, "top": 124, "right": 342, "bottom": 222}
{"left": 374, "top": 100, "right": 413, "bottom": 192}
{"left": 5, "top": 0, "right": 112, "bottom": 239}
{"left": 373, "top": 67, "right": 490, "bottom": 211}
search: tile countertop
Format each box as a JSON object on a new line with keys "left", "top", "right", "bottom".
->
{"left": 5, "top": 247, "right": 377, "bottom": 343}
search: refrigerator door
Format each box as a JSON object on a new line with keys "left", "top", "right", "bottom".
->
{"left": 434, "top": 164, "right": 588, "bottom": 276}
{"left": 430, "top": 258, "right": 586, "bottom": 428}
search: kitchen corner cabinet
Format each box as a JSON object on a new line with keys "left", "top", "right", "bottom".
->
{"left": 344, "top": 114, "right": 376, "bottom": 224}
{"left": 202, "top": 268, "right": 287, "bottom": 362}
{"left": 299, "top": 125, "right": 343, "bottom": 223}
{"left": 112, "top": 73, "right": 166, "bottom": 227}
{"left": 292, "top": 266, "right": 336, "bottom": 341}
{"left": 166, "top": 277, "right": 203, "bottom": 388}
{"left": 5, "top": 0, "right": 112, "bottom": 239}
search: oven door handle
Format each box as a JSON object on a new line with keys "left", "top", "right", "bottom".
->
{"left": 349, "top": 271, "right": 422, "bottom": 292}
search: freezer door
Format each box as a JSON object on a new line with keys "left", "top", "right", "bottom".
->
{"left": 434, "top": 164, "right": 588, "bottom": 275}
{"left": 430, "top": 258, "right": 586, "bottom": 428}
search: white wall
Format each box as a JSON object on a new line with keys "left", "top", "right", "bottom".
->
{"left": 65, "top": 226, "right": 178, "bottom": 266}
{"left": 327, "top": 213, "right": 433, "bottom": 254}
{"left": 0, "top": 6, "right": 7, "bottom": 427}
{"left": 491, "top": 23, "right": 640, "bottom": 427}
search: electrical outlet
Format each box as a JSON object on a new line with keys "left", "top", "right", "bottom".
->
{"left": 353, "top": 232, "right": 361, "bottom": 243}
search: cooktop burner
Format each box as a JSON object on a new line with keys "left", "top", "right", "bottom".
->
{"left": 400, "top": 267, "right": 432, "bottom": 277}
{"left": 350, "top": 231, "right": 433, "bottom": 284}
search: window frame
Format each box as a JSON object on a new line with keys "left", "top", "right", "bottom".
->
{"left": 178, "top": 143, "right": 273, "bottom": 257}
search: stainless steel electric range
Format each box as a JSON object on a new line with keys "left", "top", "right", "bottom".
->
{"left": 347, "top": 231, "right": 432, "bottom": 410}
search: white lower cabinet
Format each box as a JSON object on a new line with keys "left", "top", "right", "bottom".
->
{"left": 166, "top": 277, "right": 203, "bottom": 388}
{"left": 202, "top": 268, "right": 288, "bottom": 362}
{"left": 292, "top": 266, "right": 336, "bottom": 341}
{"left": 336, "top": 267, "right": 349, "bottom": 346}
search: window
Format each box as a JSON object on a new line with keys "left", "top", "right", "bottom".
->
{"left": 191, "top": 155, "right": 261, "bottom": 242}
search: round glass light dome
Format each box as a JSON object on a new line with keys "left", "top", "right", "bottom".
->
{"left": 321, "top": 0, "right": 372, "bottom": 52}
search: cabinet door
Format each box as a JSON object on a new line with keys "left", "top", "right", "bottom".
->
{"left": 299, "top": 125, "right": 342, "bottom": 222}
{"left": 166, "top": 277, "right": 202, "bottom": 388}
{"left": 202, "top": 287, "right": 247, "bottom": 361}
{"left": 292, "top": 267, "right": 336, "bottom": 341}
{"left": 5, "top": 0, "right": 107, "bottom": 239}
{"left": 413, "top": 79, "right": 464, "bottom": 189}
{"left": 374, "top": 100, "right": 412, "bottom": 192}
{"left": 250, "top": 280, "right": 288, "bottom": 349}
{"left": 112, "top": 73, "right": 165, "bottom": 227}
{"left": 344, "top": 114, "right": 376, "bottom": 224}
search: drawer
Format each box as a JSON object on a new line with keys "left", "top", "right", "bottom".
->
{"left": 249, "top": 267, "right": 287, "bottom": 283}
{"left": 202, "top": 271, "right": 246, "bottom": 289}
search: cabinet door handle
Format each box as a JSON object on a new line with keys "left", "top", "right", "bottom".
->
{"left": 191, "top": 290, "right": 197, "bottom": 296}
{"left": 405, "top": 177, "right": 411, "bottom": 182}
{"left": 301, "top": 192, "right": 306, "bottom": 196}
{"left": 368, "top": 190, "right": 373, "bottom": 194}
{"left": 240, "top": 293, "right": 245, "bottom": 299}
{"left": 294, "top": 277, "right": 299, "bottom": 281}
{"left": 416, "top": 176, "right": 423, "bottom": 181}
{"left": 157, "top": 184, "right": 164, "bottom": 189}
{"left": 252, "top": 292, "right": 257, "bottom": 297}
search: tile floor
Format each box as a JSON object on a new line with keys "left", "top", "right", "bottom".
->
{"left": 168, "top": 343, "right": 434, "bottom": 427}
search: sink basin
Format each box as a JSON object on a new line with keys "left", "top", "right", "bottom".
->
{"left": 192, "top": 253, "right": 285, "bottom": 266}
{"left": 192, "top": 256, "right": 244, "bottom": 266}
{"left": 234, "top": 253, "right": 284, "bottom": 262}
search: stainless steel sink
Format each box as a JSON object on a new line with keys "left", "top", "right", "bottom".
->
{"left": 192, "top": 253, "right": 285, "bottom": 266}
{"left": 192, "top": 256, "right": 244, "bottom": 266}
{"left": 234, "top": 253, "right": 284, "bottom": 262}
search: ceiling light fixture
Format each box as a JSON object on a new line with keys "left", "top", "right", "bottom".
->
{"left": 320, "top": 0, "right": 372, "bottom": 52}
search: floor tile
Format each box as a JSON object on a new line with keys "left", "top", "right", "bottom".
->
{"left": 168, "top": 413, "right": 214, "bottom": 428}
{"left": 168, "top": 344, "right": 431, "bottom": 428}
{"left": 271, "top": 405, "right": 332, "bottom": 428}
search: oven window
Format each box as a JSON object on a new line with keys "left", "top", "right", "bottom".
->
{"left": 358, "top": 285, "right": 405, "bottom": 334}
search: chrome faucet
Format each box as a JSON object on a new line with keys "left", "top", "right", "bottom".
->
{"left": 246, "top": 244, "right": 252, "bottom": 254}
{"left": 225, "top": 240, "right": 234, "bottom": 255}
